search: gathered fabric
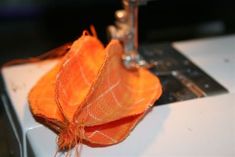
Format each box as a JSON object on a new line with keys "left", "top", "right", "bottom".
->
{"left": 28, "top": 33, "right": 162, "bottom": 151}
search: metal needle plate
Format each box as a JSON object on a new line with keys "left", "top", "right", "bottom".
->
{"left": 140, "top": 43, "right": 228, "bottom": 105}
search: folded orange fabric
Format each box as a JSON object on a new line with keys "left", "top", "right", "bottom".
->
{"left": 28, "top": 33, "right": 162, "bottom": 150}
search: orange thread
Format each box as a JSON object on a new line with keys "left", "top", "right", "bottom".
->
{"left": 90, "top": 25, "right": 97, "bottom": 38}
{"left": 2, "top": 42, "right": 71, "bottom": 68}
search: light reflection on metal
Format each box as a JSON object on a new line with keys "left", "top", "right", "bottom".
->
{"left": 107, "top": 0, "right": 153, "bottom": 70}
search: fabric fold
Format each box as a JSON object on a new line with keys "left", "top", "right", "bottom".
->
{"left": 28, "top": 33, "right": 162, "bottom": 150}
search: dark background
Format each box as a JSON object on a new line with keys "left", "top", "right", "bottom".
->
{"left": 0, "top": 0, "right": 235, "bottom": 65}
{"left": 0, "top": 0, "right": 235, "bottom": 156}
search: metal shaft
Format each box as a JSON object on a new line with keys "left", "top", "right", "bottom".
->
{"left": 122, "top": 0, "right": 138, "bottom": 54}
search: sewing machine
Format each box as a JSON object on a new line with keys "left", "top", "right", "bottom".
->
{"left": 108, "top": 0, "right": 228, "bottom": 102}
{"left": 1, "top": 0, "right": 235, "bottom": 156}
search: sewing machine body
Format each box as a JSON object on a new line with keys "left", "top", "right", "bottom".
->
{"left": 1, "top": 35, "right": 235, "bottom": 157}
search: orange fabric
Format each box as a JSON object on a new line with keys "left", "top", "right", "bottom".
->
{"left": 28, "top": 64, "right": 65, "bottom": 132}
{"left": 28, "top": 34, "right": 162, "bottom": 150}
{"left": 56, "top": 35, "right": 105, "bottom": 122}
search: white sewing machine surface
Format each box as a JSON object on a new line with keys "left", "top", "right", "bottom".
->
{"left": 1, "top": 35, "right": 235, "bottom": 157}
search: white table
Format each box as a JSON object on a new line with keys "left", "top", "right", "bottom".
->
{"left": 1, "top": 35, "right": 235, "bottom": 157}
